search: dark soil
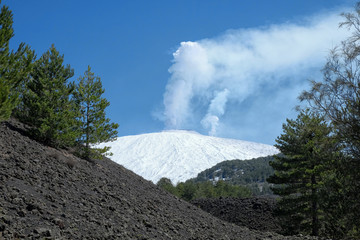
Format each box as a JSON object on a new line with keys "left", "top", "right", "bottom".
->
{"left": 0, "top": 119, "right": 316, "bottom": 239}
{"left": 191, "top": 197, "right": 281, "bottom": 233}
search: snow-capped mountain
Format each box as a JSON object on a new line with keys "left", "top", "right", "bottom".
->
{"left": 97, "top": 130, "right": 279, "bottom": 184}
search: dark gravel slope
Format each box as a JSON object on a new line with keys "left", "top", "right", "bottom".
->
{"left": 0, "top": 120, "right": 315, "bottom": 239}
{"left": 191, "top": 197, "right": 281, "bottom": 233}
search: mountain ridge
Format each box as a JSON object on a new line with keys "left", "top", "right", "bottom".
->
{"left": 97, "top": 130, "right": 279, "bottom": 184}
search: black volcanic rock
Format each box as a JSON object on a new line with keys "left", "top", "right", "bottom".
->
{"left": 191, "top": 197, "right": 281, "bottom": 233}
{"left": 0, "top": 119, "right": 316, "bottom": 239}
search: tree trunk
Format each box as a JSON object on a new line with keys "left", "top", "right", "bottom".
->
{"left": 85, "top": 103, "right": 90, "bottom": 160}
{"left": 311, "top": 173, "right": 319, "bottom": 236}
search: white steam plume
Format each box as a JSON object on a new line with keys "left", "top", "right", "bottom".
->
{"left": 163, "top": 41, "right": 214, "bottom": 128}
{"left": 161, "top": 10, "right": 350, "bottom": 142}
{"left": 201, "top": 88, "right": 229, "bottom": 136}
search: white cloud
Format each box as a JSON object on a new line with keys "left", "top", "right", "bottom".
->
{"left": 160, "top": 9, "right": 350, "bottom": 144}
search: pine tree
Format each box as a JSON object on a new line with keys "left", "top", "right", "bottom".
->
{"left": 268, "top": 110, "right": 339, "bottom": 236}
{"left": 20, "top": 44, "right": 76, "bottom": 148}
{"left": 73, "top": 66, "right": 118, "bottom": 160}
{"left": 0, "top": 2, "right": 34, "bottom": 121}
{"left": 156, "top": 177, "right": 179, "bottom": 196}
{"left": 299, "top": 4, "right": 360, "bottom": 238}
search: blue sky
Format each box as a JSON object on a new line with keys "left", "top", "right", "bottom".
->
{"left": 6, "top": 0, "right": 357, "bottom": 144}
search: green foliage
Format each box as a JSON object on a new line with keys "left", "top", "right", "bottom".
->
{"left": 18, "top": 45, "right": 77, "bottom": 148}
{"left": 0, "top": 81, "right": 12, "bottom": 121}
{"left": 156, "top": 178, "right": 252, "bottom": 202}
{"left": 176, "top": 181, "right": 198, "bottom": 201}
{"left": 156, "top": 178, "right": 179, "bottom": 196}
{"left": 0, "top": 2, "right": 34, "bottom": 121}
{"left": 267, "top": 110, "right": 340, "bottom": 236}
{"left": 193, "top": 156, "right": 276, "bottom": 195}
{"left": 72, "top": 66, "right": 118, "bottom": 160}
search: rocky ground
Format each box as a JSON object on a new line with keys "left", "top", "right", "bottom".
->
{"left": 191, "top": 197, "right": 281, "bottom": 233}
{"left": 0, "top": 119, "right": 317, "bottom": 239}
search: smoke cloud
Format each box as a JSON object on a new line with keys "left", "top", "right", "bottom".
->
{"left": 161, "top": 10, "right": 350, "bottom": 143}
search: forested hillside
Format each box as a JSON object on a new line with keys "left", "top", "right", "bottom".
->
{"left": 191, "top": 156, "right": 276, "bottom": 195}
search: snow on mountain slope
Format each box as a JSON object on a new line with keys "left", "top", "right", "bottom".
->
{"left": 97, "top": 130, "right": 279, "bottom": 184}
